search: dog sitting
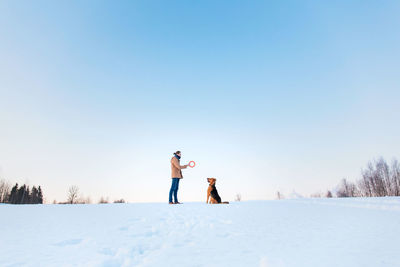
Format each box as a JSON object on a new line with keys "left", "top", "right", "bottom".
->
{"left": 206, "top": 178, "right": 229, "bottom": 204}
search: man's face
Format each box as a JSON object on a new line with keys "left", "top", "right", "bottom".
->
{"left": 177, "top": 153, "right": 181, "bottom": 157}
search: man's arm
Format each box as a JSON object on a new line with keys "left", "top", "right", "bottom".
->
{"left": 172, "top": 157, "right": 188, "bottom": 169}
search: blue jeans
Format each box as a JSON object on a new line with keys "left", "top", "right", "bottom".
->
{"left": 169, "top": 178, "right": 180, "bottom": 203}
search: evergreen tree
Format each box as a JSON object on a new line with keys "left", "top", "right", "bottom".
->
{"left": 6, "top": 183, "right": 44, "bottom": 204}
{"left": 38, "top": 186, "right": 43, "bottom": 204}
{"left": 8, "top": 183, "right": 18, "bottom": 204}
{"left": 26, "top": 186, "right": 31, "bottom": 204}
{"left": 31, "top": 186, "right": 38, "bottom": 204}
{"left": 17, "top": 184, "right": 27, "bottom": 204}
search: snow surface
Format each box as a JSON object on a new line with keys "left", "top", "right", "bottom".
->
{"left": 1, "top": 198, "right": 400, "bottom": 267}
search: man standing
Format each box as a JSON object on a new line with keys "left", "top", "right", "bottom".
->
{"left": 169, "top": 151, "right": 188, "bottom": 204}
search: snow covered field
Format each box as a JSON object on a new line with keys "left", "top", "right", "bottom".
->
{"left": 1, "top": 198, "right": 400, "bottom": 267}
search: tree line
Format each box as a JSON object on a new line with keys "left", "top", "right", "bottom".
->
{"left": 2, "top": 157, "right": 399, "bottom": 203}
{"left": 0, "top": 181, "right": 43, "bottom": 204}
{"left": 54, "top": 185, "right": 125, "bottom": 204}
{"left": 275, "top": 157, "right": 400, "bottom": 199}
{"left": 336, "top": 157, "right": 400, "bottom": 197}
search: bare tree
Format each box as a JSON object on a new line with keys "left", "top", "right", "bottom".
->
{"left": 358, "top": 172, "right": 372, "bottom": 197}
{"left": 310, "top": 192, "right": 322, "bottom": 198}
{"left": 98, "top": 196, "right": 109, "bottom": 204}
{"left": 67, "top": 185, "right": 79, "bottom": 204}
{"left": 325, "top": 190, "right": 333, "bottom": 198}
{"left": 85, "top": 196, "right": 92, "bottom": 204}
{"left": 337, "top": 178, "right": 357, "bottom": 197}
{"left": 75, "top": 195, "right": 88, "bottom": 204}
{"left": 391, "top": 159, "right": 400, "bottom": 196}
{"left": 0, "top": 179, "right": 10, "bottom": 203}
{"left": 375, "top": 158, "right": 389, "bottom": 196}
{"left": 358, "top": 158, "right": 400, "bottom": 197}
{"left": 278, "top": 157, "right": 399, "bottom": 199}
{"left": 234, "top": 193, "right": 242, "bottom": 202}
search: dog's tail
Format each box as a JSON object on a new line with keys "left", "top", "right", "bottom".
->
{"left": 221, "top": 201, "right": 229, "bottom": 204}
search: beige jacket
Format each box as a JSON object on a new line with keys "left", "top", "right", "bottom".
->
{"left": 171, "top": 156, "right": 187, "bottom": 178}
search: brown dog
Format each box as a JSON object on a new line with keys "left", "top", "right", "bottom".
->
{"left": 206, "top": 178, "right": 229, "bottom": 204}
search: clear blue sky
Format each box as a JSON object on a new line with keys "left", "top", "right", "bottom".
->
{"left": 1, "top": 0, "right": 399, "bottom": 203}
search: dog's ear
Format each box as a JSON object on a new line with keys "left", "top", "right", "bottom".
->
{"left": 208, "top": 178, "right": 216, "bottom": 185}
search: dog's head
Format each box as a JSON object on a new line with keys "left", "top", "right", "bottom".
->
{"left": 207, "top": 178, "right": 217, "bottom": 185}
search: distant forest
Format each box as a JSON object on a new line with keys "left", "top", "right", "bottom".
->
{"left": 0, "top": 182, "right": 43, "bottom": 204}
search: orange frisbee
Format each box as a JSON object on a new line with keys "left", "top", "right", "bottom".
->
{"left": 188, "top": 161, "right": 196, "bottom": 168}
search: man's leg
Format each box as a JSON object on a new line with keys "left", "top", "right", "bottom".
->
{"left": 169, "top": 178, "right": 177, "bottom": 203}
{"left": 174, "top": 178, "right": 180, "bottom": 203}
